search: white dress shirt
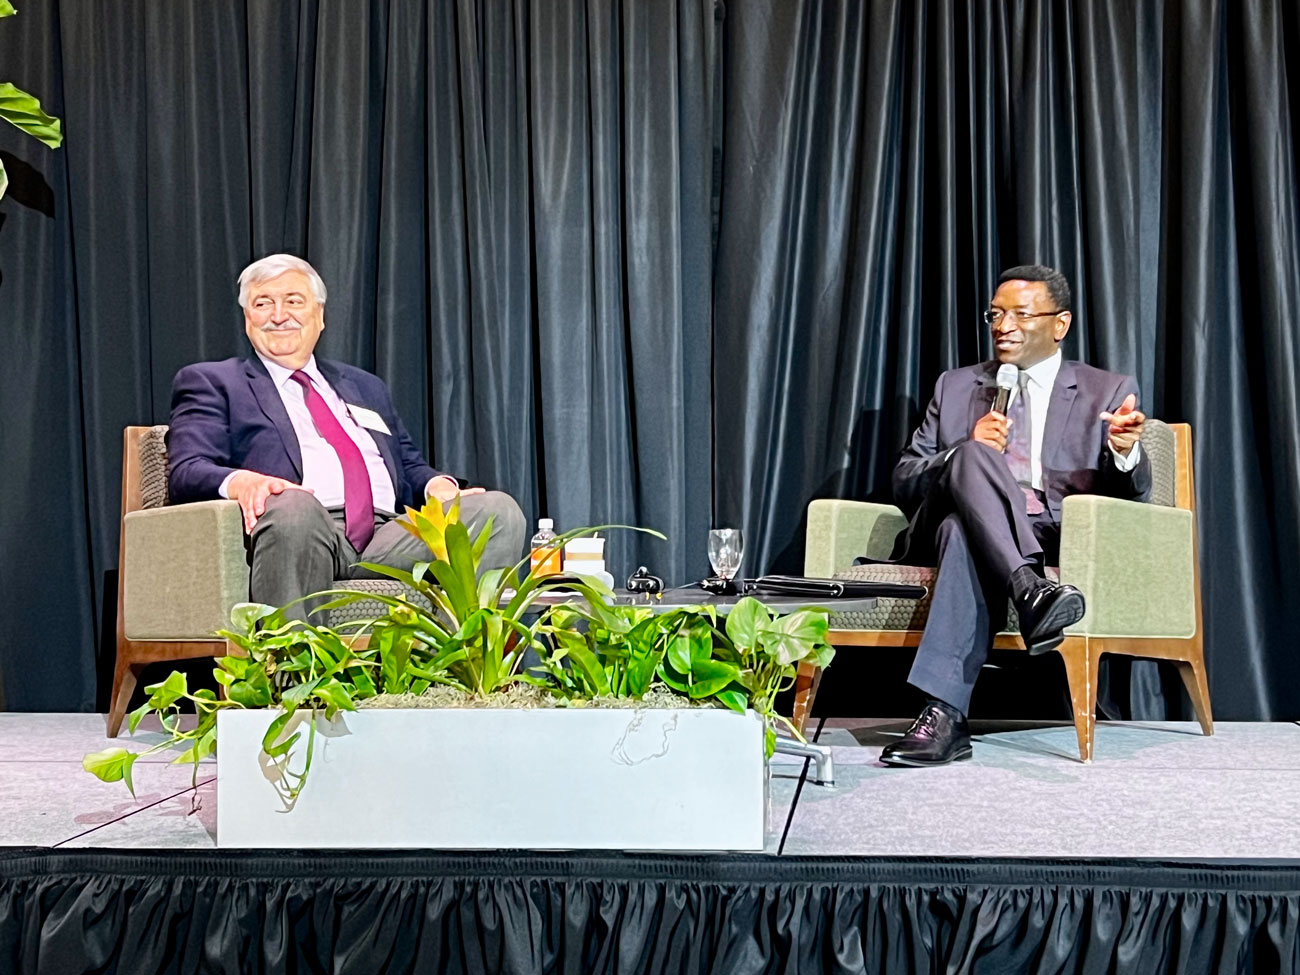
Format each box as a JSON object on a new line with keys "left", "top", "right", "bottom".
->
{"left": 220, "top": 354, "right": 398, "bottom": 514}
{"left": 1008, "top": 350, "right": 1141, "bottom": 491}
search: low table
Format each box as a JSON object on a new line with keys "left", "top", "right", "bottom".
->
{"left": 528, "top": 584, "right": 880, "bottom": 617}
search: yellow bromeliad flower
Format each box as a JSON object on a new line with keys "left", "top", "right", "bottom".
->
{"left": 398, "top": 493, "right": 462, "bottom": 563}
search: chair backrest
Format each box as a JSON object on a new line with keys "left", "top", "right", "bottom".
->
{"left": 122, "top": 425, "right": 170, "bottom": 515}
{"left": 1142, "top": 419, "right": 1178, "bottom": 508}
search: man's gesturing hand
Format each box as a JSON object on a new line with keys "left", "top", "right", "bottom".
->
{"left": 227, "top": 471, "right": 314, "bottom": 533}
{"left": 426, "top": 474, "right": 485, "bottom": 504}
{"left": 972, "top": 411, "right": 1012, "bottom": 452}
{"left": 1098, "top": 393, "right": 1145, "bottom": 456}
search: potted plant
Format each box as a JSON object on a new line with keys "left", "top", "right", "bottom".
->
{"left": 85, "top": 497, "right": 835, "bottom": 850}
{"left": 1, "top": 2, "right": 64, "bottom": 200}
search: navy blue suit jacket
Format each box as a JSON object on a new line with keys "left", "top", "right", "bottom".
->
{"left": 893, "top": 359, "right": 1152, "bottom": 525}
{"left": 167, "top": 356, "right": 445, "bottom": 512}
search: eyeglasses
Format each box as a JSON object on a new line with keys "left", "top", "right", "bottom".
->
{"left": 984, "top": 308, "right": 1064, "bottom": 327}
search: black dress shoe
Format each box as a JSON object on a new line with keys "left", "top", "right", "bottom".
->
{"left": 1017, "top": 580, "right": 1086, "bottom": 655}
{"left": 879, "top": 702, "right": 972, "bottom": 767}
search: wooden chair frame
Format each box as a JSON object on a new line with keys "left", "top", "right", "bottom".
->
{"left": 791, "top": 424, "right": 1212, "bottom": 762}
{"left": 109, "top": 427, "right": 228, "bottom": 736}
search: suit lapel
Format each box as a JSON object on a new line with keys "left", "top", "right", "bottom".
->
{"left": 1041, "top": 359, "right": 1079, "bottom": 474}
{"left": 970, "top": 361, "right": 1000, "bottom": 433}
{"left": 244, "top": 358, "right": 303, "bottom": 479}
{"left": 317, "top": 358, "right": 401, "bottom": 495}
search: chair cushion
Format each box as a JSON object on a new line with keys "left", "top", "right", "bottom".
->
{"left": 828, "top": 563, "right": 1059, "bottom": 634}
{"left": 324, "top": 579, "right": 433, "bottom": 626}
{"left": 139, "top": 425, "right": 171, "bottom": 509}
{"left": 1142, "top": 419, "right": 1177, "bottom": 507}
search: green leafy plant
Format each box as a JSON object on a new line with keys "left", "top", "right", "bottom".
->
{"left": 84, "top": 493, "right": 836, "bottom": 799}
{"left": 531, "top": 594, "right": 836, "bottom": 758}
{"left": 310, "top": 494, "right": 665, "bottom": 697}
{"left": 83, "top": 603, "right": 419, "bottom": 803}
{"left": 532, "top": 602, "right": 715, "bottom": 701}
{"left": 719, "top": 597, "right": 836, "bottom": 755}
{"left": 1, "top": 3, "right": 64, "bottom": 200}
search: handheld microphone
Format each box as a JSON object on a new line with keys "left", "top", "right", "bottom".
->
{"left": 993, "top": 363, "right": 1018, "bottom": 415}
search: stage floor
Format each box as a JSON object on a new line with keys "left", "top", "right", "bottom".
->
{"left": 2, "top": 713, "right": 1299, "bottom": 859}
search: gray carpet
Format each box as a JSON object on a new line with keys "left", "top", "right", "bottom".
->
{"left": 2, "top": 713, "right": 1296, "bottom": 857}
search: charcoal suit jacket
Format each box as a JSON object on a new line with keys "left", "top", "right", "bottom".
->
{"left": 891, "top": 358, "right": 1152, "bottom": 556}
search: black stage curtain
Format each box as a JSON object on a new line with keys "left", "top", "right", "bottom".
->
{"left": 713, "top": 0, "right": 1300, "bottom": 721}
{"left": 1, "top": 850, "right": 1298, "bottom": 974}
{"left": 2, "top": 1, "right": 1299, "bottom": 721}
{"left": 0, "top": 0, "right": 717, "bottom": 711}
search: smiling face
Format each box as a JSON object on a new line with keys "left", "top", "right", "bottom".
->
{"left": 988, "top": 279, "right": 1071, "bottom": 368}
{"left": 242, "top": 270, "right": 324, "bottom": 370}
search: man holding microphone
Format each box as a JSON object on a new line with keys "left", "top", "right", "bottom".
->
{"left": 881, "top": 265, "right": 1149, "bottom": 767}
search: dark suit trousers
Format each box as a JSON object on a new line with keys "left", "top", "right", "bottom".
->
{"left": 247, "top": 489, "right": 527, "bottom": 621}
{"left": 906, "top": 440, "right": 1060, "bottom": 715}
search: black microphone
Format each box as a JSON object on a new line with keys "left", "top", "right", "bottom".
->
{"left": 993, "top": 363, "right": 1018, "bottom": 415}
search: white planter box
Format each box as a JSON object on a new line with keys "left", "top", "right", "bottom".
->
{"left": 216, "top": 708, "right": 767, "bottom": 850}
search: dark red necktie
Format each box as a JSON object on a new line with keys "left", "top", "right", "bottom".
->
{"left": 289, "top": 370, "right": 375, "bottom": 552}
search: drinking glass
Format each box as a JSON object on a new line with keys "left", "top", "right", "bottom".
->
{"left": 708, "top": 529, "right": 744, "bottom": 581}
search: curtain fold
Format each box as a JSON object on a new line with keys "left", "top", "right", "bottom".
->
{"left": 712, "top": 0, "right": 1300, "bottom": 720}
{"left": 1, "top": 0, "right": 1299, "bottom": 721}
{"left": 0, "top": 0, "right": 716, "bottom": 712}
{"left": 1, "top": 850, "right": 1298, "bottom": 974}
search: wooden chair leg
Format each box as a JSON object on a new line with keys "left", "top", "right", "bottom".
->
{"left": 107, "top": 655, "right": 143, "bottom": 737}
{"left": 791, "top": 661, "right": 823, "bottom": 737}
{"left": 1057, "top": 637, "right": 1100, "bottom": 763}
{"left": 1174, "top": 657, "right": 1215, "bottom": 737}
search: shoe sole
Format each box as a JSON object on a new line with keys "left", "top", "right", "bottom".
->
{"left": 879, "top": 745, "right": 973, "bottom": 768}
{"left": 1025, "top": 590, "right": 1087, "bottom": 656}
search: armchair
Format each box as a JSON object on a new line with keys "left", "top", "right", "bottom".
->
{"left": 795, "top": 420, "right": 1211, "bottom": 762}
{"left": 110, "top": 426, "right": 415, "bottom": 735}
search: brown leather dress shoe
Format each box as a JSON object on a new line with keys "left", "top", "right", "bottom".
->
{"left": 879, "top": 702, "right": 973, "bottom": 767}
{"left": 1017, "top": 580, "right": 1087, "bottom": 656}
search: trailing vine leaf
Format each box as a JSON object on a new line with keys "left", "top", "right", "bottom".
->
{"left": 0, "top": 2, "right": 16, "bottom": 19}
{"left": 230, "top": 603, "right": 277, "bottom": 632}
{"left": 144, "top": 671, "right": 188, "bottom": 710}
{"left": 724, "top": 597, "right": 767, "bottom": 649}
{"left": 261, "top": 710, "right": 300, "bottom": 759}
{"left": 83, "top": 748, "right": 140, "bottom": 797}
{"left": 171, "top": 727, "right": 217, "bottom": 765}
{"left": 126, "top": 701, "right": 152, "bottom": 735}
{"left": 684, "top": 658, "right": 741, "bottom": 699}
{"left": 228, "top": 669, "right": 272, "bottom": 707}
{"left": 715, "top": 689, "right": 748, "bottom": 714}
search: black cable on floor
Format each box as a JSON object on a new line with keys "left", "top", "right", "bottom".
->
{"left": 777, "top": 716, "right": 826, "bottom": 856}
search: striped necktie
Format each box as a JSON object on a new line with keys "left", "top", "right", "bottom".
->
{"left": 1004, "top": 373, "right": 1045, "bottom": 515}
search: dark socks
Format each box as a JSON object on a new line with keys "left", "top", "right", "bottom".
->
{"left": 1009, "top": 564, "right": 1044, "bottom": 604}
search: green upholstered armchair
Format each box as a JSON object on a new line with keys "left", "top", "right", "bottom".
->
{"left": 796, "top": 420, "right": 1211, "bottom": 762}
{"left": 110, "top": 426, "right": 419, "bottom": 736}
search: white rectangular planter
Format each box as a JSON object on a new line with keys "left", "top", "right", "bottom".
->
{"left": 216, "top": 708, "right": 767, "bottom": 850}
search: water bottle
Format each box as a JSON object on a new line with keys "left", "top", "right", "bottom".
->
{"left": 529, "top": 518, "right": 561, "bottom": 576}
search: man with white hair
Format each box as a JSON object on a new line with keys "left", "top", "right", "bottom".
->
{"left": 167, "top": 253, "right": 527, "bottom": 617}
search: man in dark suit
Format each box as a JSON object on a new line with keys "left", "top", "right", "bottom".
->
{"left": 881, "top": 265, "right": 1149, "bottom": 767}
{"left": 168, "top": 253, "right": 527, "bottom": 617}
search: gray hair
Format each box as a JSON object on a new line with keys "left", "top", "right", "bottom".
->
{"left": 237, "top": 254, "right": 328, "bottom": 309}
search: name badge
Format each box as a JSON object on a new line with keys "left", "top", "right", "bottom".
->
{"left": 347, "top": 404, "right": 391, "bottom": 436}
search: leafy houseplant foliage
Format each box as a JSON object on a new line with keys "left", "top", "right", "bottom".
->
{"left": 85, "top": 494, "right": 836, "bottom": 799}
{"left": 1, "top": 2, "right": 65, "bottom": 200}
{"left": 535, "top": 597, "right": 835, "bottom": 756}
